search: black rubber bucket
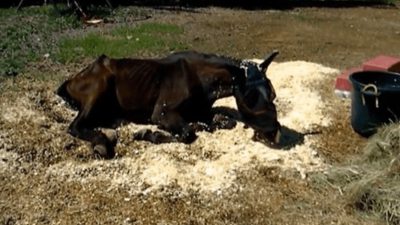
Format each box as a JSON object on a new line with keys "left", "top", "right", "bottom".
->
{"left": 349, "top": 71, "right": 400, "bottom": 137}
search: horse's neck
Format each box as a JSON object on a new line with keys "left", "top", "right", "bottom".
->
{"left": 205, "top": 65, "right": 246, "bottom": 103}
{"left": 229, "top": 65, "right": 246, "bottom": 91}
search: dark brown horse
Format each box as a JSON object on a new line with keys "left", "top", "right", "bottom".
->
{"left": 57, "top": 51, "right": 280, "bottom": 158}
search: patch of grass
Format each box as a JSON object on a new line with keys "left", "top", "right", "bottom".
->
{"left": 1, "top": 6, "right": 185, "bottom": 77}
{"left": 57, "top": 23, "right": 187, "bottom": 63}
{"left": 0, "top": 6, "right": 80, "bottom": 76}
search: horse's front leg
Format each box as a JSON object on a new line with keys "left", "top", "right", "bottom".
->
{"left": 68, "top": 111, "right": 116, "bottom": 158}
{"left": 155, "top": 109, "right": 196, "bottom": 144}
{"left": 209, "top": 113, "right": 237, "bottom": 131}
{"left": 190, "top": 112, "right": 237, "bottom": 133}
{"left": 134, "top": 106, "right": 196, "bottom": 144}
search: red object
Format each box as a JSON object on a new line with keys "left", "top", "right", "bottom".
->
{"left": 362, "top": 55, "right": 400, "bottom": 72}
{"left": 335, "top": 55, "right": 400, "bottom": 97}
{"left": 335, "top": 67, "right": 362, "bottom": 92}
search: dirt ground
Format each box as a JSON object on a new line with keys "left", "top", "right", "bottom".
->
{"left": 1, "top": 5, "right": 400, "bottom": 225}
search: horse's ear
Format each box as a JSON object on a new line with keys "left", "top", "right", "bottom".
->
{"left": 259, "top": 50, "right": 279, "bottom": 73}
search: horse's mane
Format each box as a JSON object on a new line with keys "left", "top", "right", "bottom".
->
{"left": 196, "top": 52, "right": 242, "bottom": 67}
{"left": 165, "top": 51, "right": 242, "bottom": 67}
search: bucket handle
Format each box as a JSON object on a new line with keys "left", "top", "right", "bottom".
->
{"left": 361, "top": 84, "right": 380, "bottom": 108}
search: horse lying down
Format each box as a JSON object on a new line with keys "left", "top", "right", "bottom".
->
{"left": 57, "top": 50, "right": 281, "bottom": 158}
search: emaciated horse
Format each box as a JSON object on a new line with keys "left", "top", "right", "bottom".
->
{"left": 56, "top": 50, "right": 281, "bottom": 158}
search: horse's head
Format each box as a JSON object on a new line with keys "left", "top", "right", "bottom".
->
{"left": 234, "top": 51, "right": 281, "bottom": 147}
{"left": 56, "top": 55, "right": 113, "bottom": 110}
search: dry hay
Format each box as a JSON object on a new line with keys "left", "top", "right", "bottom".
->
{"left": 0, "top": 60, "right": 339, "bottom": 197}
{"left": 341, "top": 124, "right": 400, "bottom": 225}
{"left": 311, "top": 123, "right": 400, "bottom": 225}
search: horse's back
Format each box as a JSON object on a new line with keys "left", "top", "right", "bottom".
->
{"left": 165, "top": 51, "right": 239, "bottom": 66}
{"left": 113, "top": 57, "right": 194, "bottom": 112}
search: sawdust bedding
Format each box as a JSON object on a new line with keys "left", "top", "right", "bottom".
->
{"left": 0, "top": 60, "right": 339, "bottom": 196}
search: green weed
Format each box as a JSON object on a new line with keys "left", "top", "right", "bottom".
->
{"left": 57, "top": 23, "right": 187, "bottom": 63}
{"left": 0, "top": 6, "right": 79, "bottom": 76}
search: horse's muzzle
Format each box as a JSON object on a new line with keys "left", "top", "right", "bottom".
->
{"left": 253, "top": 122, "right": 282, "bottom": 148}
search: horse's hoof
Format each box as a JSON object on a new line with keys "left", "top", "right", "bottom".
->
{"left": 103, "top": 129, "right": 117, "bottom": 144}
{"left": 182, "top": 132, "right": 197, "bottom": 144}
{"left": 133, "top": 129, "right": 152, "bottom": 140}
{"left": 93, "top": 144, "right": 109, "bottom": 158}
